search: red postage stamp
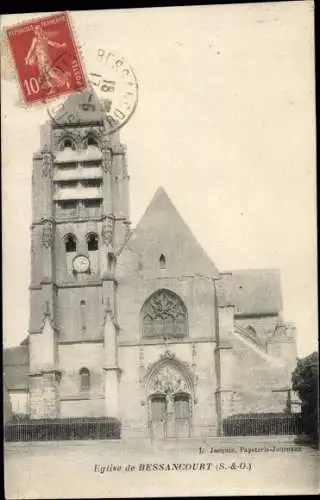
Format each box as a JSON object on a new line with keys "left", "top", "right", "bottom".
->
{"left": 6, "top": 12, "right": 87, "bottom": 104}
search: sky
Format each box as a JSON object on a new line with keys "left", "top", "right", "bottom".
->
{"left": 1, "top": 2, "right": 317, "bottom": 357}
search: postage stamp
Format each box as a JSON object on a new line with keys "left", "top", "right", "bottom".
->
{"left": 46, "top": 50, "right": 138, "bottom": 134}
{"left": 6, "top": 12, "right": 86, "bottom": 105}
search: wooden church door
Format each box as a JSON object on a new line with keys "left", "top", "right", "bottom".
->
{"left": 150, "top": 394, "right": 167, "bottom": 440}
{"left": 173, "top": 393, "right": 191, "bottom": 438}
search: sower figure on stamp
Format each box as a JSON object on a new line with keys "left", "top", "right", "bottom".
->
{"left": 24, "top": 25, "right": 71, "bottom": 95}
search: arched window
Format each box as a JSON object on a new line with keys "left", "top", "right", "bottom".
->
{"left": 87, "top": 233, "right": 98, "bottom": 251}
{"left": 61, "top": 138, "right": 75, "bottom": 150}
{"left": 141, "top": 289, "right": 188, "bottom": 339}
{"left": 65, "top": 234, "right": 77, "bottom": 252}
{"left": 79, "top": 368, "right": 90, "bottom": 391}
{"left": 159, "top": 254, "right": 166, "bottom": 269}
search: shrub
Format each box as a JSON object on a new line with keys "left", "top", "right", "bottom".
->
{"left": 11, "top": 413, "right": 30, "bottom": 423}
{"left": 4, "top": 417, "right": 121, "bottom": 442}
{"left": 223, "top": 413, "right": 302, "bottom": 436}
{"left": 292, "top": 351, "right": 319, "bottom": 444}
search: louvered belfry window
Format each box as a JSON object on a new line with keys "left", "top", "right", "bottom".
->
{"left": 65, "top": 234, "right": 77, "bottom": 252}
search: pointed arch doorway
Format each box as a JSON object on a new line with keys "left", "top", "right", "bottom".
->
{"left": 146, "top": 360, "right": 193, "bottom": 440}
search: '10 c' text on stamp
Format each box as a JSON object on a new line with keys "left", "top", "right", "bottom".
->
{"left": 6, "top": 12, "right": 86, "bottom": 105}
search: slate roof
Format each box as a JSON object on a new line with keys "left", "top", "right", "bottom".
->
{"left": 217, "top": 269, "right": 283, "bottom": 316}
{"left": 3, "top": 344, "right": 29, "bottom": 391}
{"left": 52, "top": 87, "right": 106, "bottom": 126}
{"left": 127, "top": 187, "right": 220, "bottom": 278}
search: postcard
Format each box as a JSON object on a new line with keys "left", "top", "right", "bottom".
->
{"left": 2, "top": 2, "right": 318, "bottom": 498}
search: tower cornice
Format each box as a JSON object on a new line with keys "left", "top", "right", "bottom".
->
{"left": 110, "top": 144, "right": 127, "bottom": 155}
{"left": 31, "top": 214, "right": 131, "bottom": 225}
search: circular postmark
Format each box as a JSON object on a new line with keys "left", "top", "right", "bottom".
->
{"left": 45, "top": 50, "right": 138, "bottom": 134}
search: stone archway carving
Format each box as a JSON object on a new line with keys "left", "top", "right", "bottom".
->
{"left": 148, "top": 364, "right": 190, "bottom": 396}
{"left": 145, "top": 352, "right": 194, "bottom": 397}
{"left": 145, "top": 354, "right": 194, "bottom": 439}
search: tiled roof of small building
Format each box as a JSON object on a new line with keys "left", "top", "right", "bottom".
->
{"left": 3, "top": 344, "right": 29, "bottom": 391}
{"left": 217, "top": 269, "right": 283, "bottom": 316}
{"left": 20, "top": 336, "right": 29, "bottom": 345}
{"left": 4, "top": 365, "right": 29, "bottom": 391}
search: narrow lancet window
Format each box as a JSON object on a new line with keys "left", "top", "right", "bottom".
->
{"left": 65, "top": 234, "right": 77, "bottom": 253}
{"left": 160, "top": 254, "right": 166, "bottom": 269}
{"left": 80, "top": 300, "right": 86, "bottom": 332}
{"left": 87, "top": 233, "right": 99, "bottom": 251}
{"left": 79, "top": 368, "right": 90, "bottom": 391}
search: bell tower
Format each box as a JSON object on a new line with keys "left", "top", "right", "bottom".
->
{"left": 28, "top": 89, "right": 130, "bottom": 418}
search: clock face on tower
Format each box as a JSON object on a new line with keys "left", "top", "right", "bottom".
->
{"left": 73, "top": 255, "right": 90, "bottom": 274}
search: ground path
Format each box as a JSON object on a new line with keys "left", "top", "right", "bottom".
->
{"left": 5, "top": 436, "right": 319, "bottom": 498}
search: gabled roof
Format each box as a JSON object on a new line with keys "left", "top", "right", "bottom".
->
{"left": 126, "top": 187, "right": 220, "bottom": 278}
{"left": 217, "top": 269, "right": 283, "bottom": 316}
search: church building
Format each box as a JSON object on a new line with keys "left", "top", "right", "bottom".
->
{"left": 4, "top": 90, "right": 297, "bottom": 438}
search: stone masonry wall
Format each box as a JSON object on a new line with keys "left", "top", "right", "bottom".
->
{"left": 235, "top": 315, "right": 279, "bottom": 348}
{"left": 29, "top": 372, "right": 58, "bottom": 418}
{"left": 230, "top": 333, "right": 292, "bottom": 414}
{"left": 57, "top": 287, "right": 103, "bottom": 342}
{"left": 58, "top": 343, "right": 105, "bottom": 417}
{"left": 117, "top": 275, "right": 217, "bottom": 344}
{"left": 60, "top": 398, "right": 105, "bottom": 418}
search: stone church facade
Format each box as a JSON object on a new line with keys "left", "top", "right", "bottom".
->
{"left": 4, "top": 91, "right": 297, "bottom": 438}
